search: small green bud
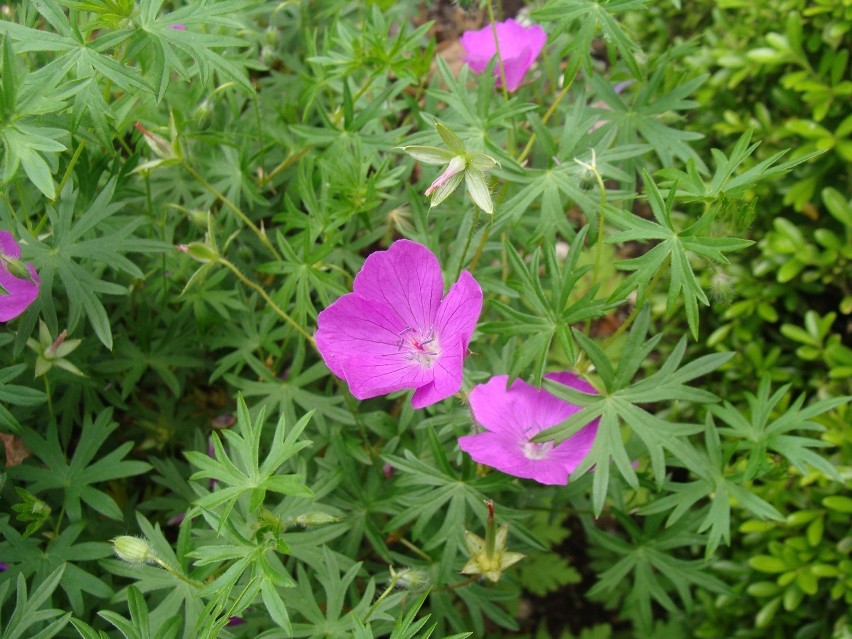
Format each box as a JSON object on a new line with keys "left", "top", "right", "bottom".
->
{"left": 294, "top": 512, "right": 341, "bottom": 526}
{"left": 185, "top": 242, "right": 219, "bottom": 264}
{"left": 389, "top": 566, "right": 430, "bottom": 592}
{"left": 112, "top": 536, "right": 156, "bottom": 565}
{"left": 0, "top": 255, "right": 35, "bottom": 282}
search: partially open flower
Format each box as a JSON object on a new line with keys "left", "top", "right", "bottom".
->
{"left": 461, "top": 501, "right": 524, "bottom": 583}
{"left": 402, "top": 122, "right": 497, "bottom": 214}
{"left": 461, "top": 19, "right": 547, "bottom": 92}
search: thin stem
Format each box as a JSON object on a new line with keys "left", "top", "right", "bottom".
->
{"left": 517, "top": 64, "right": 580, "bottom": 166}
{"left": 220, "top": 258, "right": 315, "bottom": 345}
{"left": 44, "top": 376, "right": 54, "bottom": 425}
{"left": 261, "top": 147, "right": 311, "bottom": 187}
{"left": 363, "top": 574, "right": 401, "bottom": 624}
{"left": 439, "top": 575, "right": 479, "bottom": 592}
{"left": 467, "top": 215, "right": 493, "bottom": 273}
{"left": 398, "top": 538, "right": 432, "bottom": 563}
{"left": 53, "top": 139, "right": 86, "bottom": 202}
{"left": 455, "top": 209, "right": 480, "bottom": 280}
{"left": 152, "top": 557, "right": 203, "bottom": 589}
{"left": 486, "top": 0, "right": 509, "bottom": 102}
{"left": 182, "top": 162, "right": 282, "bottom": 261}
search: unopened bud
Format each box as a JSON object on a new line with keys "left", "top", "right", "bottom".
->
{"left": 185, "top": 242, "right": 219, "bottom": 264}
{"left": 112, "top": 536, "right": 156, "bottom": 565}
{"left": 294, "top": 512, "right": 341, "bottom": 527}
{"left": 390, "top": 565, "right": 430, "bottom": 592}
{"left": 0, "top": 255, "right": 35, "bottom": 283}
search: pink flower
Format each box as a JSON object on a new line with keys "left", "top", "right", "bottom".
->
{"left": 0, "top": 231, "right": 40, "bottom": 322}
{"left": 460, "top": 19, "right": 547, "bottom": 92}
{"left": 168, "top": 24, "right": 186, "bottom": 30}
{"left": 458, "top": 373, "right": 598, "bottom": 485}
{"left": 315, "top": 240, "right": 482, "bottom": 409}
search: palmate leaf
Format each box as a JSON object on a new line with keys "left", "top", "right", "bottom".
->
{"left": 639, "top": 416, "right": 784, "bottom": 558}
{"left": 587, "top": 512, "right": 730, "bottom": 630}
{"left": 709, "top": 376, "right": 848, "bottom": 481}
{"left": 0, "top": 565, "right": 70, "bottom": 639}
{"left": 15, "top": 177, "right": 166, "bottom": 349}
{"left": 606, "top": 171, "right": 753, "bottom": 338}
{"left": 102, "top": 513, "right": 204, "bottom": 639}
{"left": 129, "top": 0, "right": 254, "bottom": 101}
{"left": 11, "top": 408, "right": 151, "bottom": 521}
{"left": 481, "top": 230, "right": 616, "bottom": 384}
{"left": 0, "top": 518, "right": 112, "bottom": 616}
{"left": 589, "top": 67, "right": 708, "bottom": 172}
{"left": 537, "top": 308, "right": 732, "bottom": 515}
{"left": 185, "top": 394, "right": 314, "bottom": 529}
{"left": 0, "top": 363, "right": 46, "bottom": 433}
{"left": 533, "top": 0, "right": 647, "bottom": 79}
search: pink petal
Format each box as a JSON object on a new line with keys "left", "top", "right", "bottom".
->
{"left": 531, "top": 372, "right": 596, "bottom": 430}
{"left": 468, "top": 376, "right": 541, "bottom": 435}
{"left": 0, "top": 232, "right": 40, "bottom": 323}
{"left": 353, "top": 240, "right": 444, "bottom": 331}
{"left": 550, "top": 421, "right": 599, "bottom": 474}
{"left": 460, "top": 20, "right": 547, "bottom": 92}
{"left": 315, "top": 294, "right": 407, "bottom": 379}
{"left": 343, "top": 352, "right": 435, "bottom": 401}
{"left": 458, "top": 431, "right": 526, "bottom": 470}
{"left": 0, "top": 231, "right": 21, "bottom": 259}
{"left": 410, "top": 339, "right": 464, "bottom": 408}
{"left": 435, "top": 270, "right": 482, "bottom": 352}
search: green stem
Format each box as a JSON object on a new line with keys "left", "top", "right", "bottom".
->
{"left": 486, "top": 0, "right": 509, "bottom": 102}
{"left": 467, "top": 215, "right": 493, "bottom": 273}
{"left": 260, "top": 147, "right": 311, "bottom": 188}
{"left": 219, "top": 258, "right": 315, "bottom": 345}
{"left": 152, "top": 557, "right": 203, "bottom": 589}
{"left": 455, "top": 209, "right": 480, "bottom": 280}
{"left": 53, "top": 139, "right": 86, "bottom": 203}
{"left": 44, "top": 376, "right": 55, "bottom": 426}
{"left": 517, "top": 64, "right": 580, "bottom": 166}
{"left": 182, "top": 162, "right": 282, "bottom": 261}
{"left": 363, "top": 574, "right": 401, "bottom": 624}
{"left": 398, "top": 538, "right": 432, "bottom": 563}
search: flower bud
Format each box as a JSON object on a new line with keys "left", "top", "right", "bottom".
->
{"left": 390, "top": 566, "right": 430, "bottom": 592}
{"left": 112, "top": 536, "right": 156, "bottom": 565}
{"left": 185, "top": 242, "right": 219, "bottom": 264}
{"left": 294, "top": 512, "right": 341, "bottom": 526}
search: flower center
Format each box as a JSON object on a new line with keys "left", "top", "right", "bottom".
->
{"left": 396, "top": 326, "right": 441, "bottom": 368}
{"left": 521, "top": 436, "right": 552, "bottom": 461}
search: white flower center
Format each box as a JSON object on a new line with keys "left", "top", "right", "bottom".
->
{"left": 521, "top": 440, "right": 553, "bottom": 460}
{"left": 397, "top": 327, "right": 441, "bottom": 368}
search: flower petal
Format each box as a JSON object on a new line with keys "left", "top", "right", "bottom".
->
{"left": 411, "top": 339, "right": 464, "bottom": 408}
{"left": 0, "top": 231, "right": 21, "bottom": 259}
{"left": 435, "top": 270, "right": 482, "bottom": 352}
{"left": 468, "top": 376, "right": 538, "bottom": 435}
{"left": 315, "top": 293, "right": 407, "bottom": 380}
{"left": 550, "top": 421, "right": 599, "bottom": 475}
{"left": 0, "top": 232, "right": 40, "bottom": 323}
{"left": 353, "top": 240, "right": 444, "bottom": 331}
{"left": 343, "top": 352, "right": 434, "bottom": 401}
{"left": 458, "top": 431, "right": 525, "bottom": 470}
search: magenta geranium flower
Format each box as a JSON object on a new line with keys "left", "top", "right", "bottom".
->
{"left": 460, "top": 19, "right": 547, "bottom": 92}
{"left": 458, "top": 373, "right": 598, "bottom": 485}
{"left": 0, "top": 230, "right": 40, "bottom": 323}
{"left": 315, "top": 240, "right": 482, "bottom": 409}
